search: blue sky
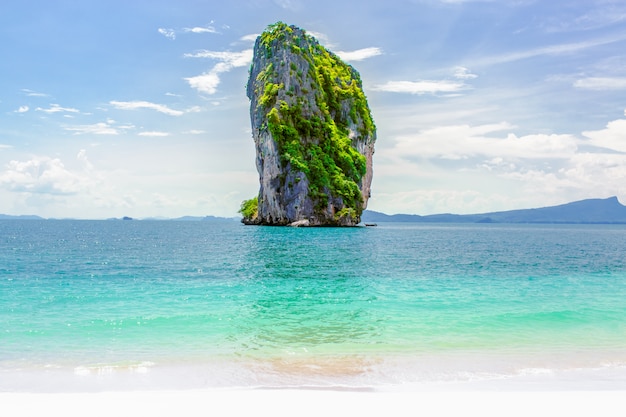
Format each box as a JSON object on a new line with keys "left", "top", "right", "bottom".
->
{"left": 2, "top": 0, "right": 626, "bottom": 218}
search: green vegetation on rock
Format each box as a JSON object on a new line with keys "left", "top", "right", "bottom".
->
{"left": 245, "top": 22, "right": 376, "bottom": 225}
{"left": 256, "top": 22, "right": 374, "bottom": 218}
{"left": 238, "top": 197, "right": 258, "bottom": 222}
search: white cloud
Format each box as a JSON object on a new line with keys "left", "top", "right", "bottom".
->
{"left": 185, "top": 73, "right": 221, "bottom": 95}
{"left": 109, "top": 100, "right": 184, "bottom": 116}
{"left": 138, "top": 131, "right": 170, "bottom": 137}
{"left": 371, "top": 111, "right": 626, "bottom": 215}
{"left": 582, "top": 115, "right": 626, "bottom": 152}
{"left": 307, "top": 30, "right": 334, "bottom": 48}
{"left": 371, "top": 64, "right": 478, "bottom": 95}
{"left": 559, "top": 153, "right": 626, "bottom": 195}
{"left": 0, "top": 156, "right": 89, "bottom": 195}
{"left": 453, "top": 66, "right": 478, "bottom": 79}
{"left": 36, "top": 103, "right": 80, "bottom": 114}
{"left": 21, "top": 89, "right": 48, "bottom": 97}
{"left": 185, "top": 105, "right": 202, "bottom": 113}
{"left": 372, "top": 80, "right": 468, "bottom": 95}
{"left": 183, "top": 130, "right": 206, "bottom": 135}
{"left": 158, "top": 28, "right": 176, "bottom": 40}
{"left": 159, "top": 23, "right": 220, "bottom": 41}
{"left": 573, "top": 77, "right": 626, "bottom": 90}
{"left": 183, "top": 50, "right": 252, "bottom": 66}
{"left": 541, "top": 6, "right": 626, "bottom": 33}
{"left": 371, "top": 189, "right": 506, "bottom": 216}
{"left": 389, "top": 122, "right": 578, "bottom": 160}
{"left": 118, "top": 123, "right": 136, "bottom": 131}
{"left": 471, "top": 34, "right": 626, "bottom": 67}
{"left": 240, "top": 33, "right": 259, "bottom": 42}
{"left": 336, "top": 47, "right": 383, "bottom": 62}
{"left": 64, "top": 122, "right": 119, "bottom": 135}
{"left": 184, "top": 49, "right": 253, "bottom": 95}
{"left": 76, "top": 149, "right": 94, "bottom": 171}
{"left": 184, "top": 25, "right": 218, "bottom": 34}
{"left": 16, "top": 105, "right": 29, "bottom": 113}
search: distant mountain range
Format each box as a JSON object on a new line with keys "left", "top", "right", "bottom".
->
{"left": 361, "top": 196, "right": 626, "bottom": 224}
{"left": 0, "top": 214, "right": 238, "bottom": 221}
{"left": 140, "top": 216, "right": 239, "bottom": 222}
{"left": 0, "top": 214, "right": 44, "bottom": 220}
{"left": 3, "top": 197, "right": 626, "bottom": 224}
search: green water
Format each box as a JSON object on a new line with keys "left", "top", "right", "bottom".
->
{"left": 1, "top": 220, "right": 626, "bottom": 389}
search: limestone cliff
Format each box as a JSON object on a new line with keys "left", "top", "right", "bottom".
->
{"left": 241, "top": 22, "right": 376, "bottom": 226}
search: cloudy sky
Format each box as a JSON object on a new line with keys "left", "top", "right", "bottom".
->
{"left": 2, "top": 0, "right": 626, "bottom": 218}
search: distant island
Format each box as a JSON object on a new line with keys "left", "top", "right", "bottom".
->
{"left": 3, "top": 197, "right": 626, "bottom": 224}
{"left": 0, "top": 214, "right": 239, "bottom": 222}
{"left": 0, "top": 214, "right": 44, "bottom": 220}
{"left": 362, "top": 196, "right": 626, "bottom": 224}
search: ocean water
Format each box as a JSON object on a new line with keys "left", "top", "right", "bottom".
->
{"left": 1, "top": 220, "right": 625, "bottom": 391}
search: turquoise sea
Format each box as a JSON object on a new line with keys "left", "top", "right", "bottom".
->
{"left": 1, "top": 220, "right": 626, "bottom": 391}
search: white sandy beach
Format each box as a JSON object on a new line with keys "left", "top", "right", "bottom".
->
{"left": 2, "top": 357, "right": 626, "bottom": 416}
{"left": 2, "top": 389, "right": 625, "bottom": 417}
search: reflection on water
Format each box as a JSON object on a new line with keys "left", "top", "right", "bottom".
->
{"left": 251, "top": 354, "right": 382, "bottom": 385}
{"left": 233, "top": 226, "right": 384, "bottom": 361}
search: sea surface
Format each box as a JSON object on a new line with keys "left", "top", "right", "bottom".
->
{"left": 1, "top": 220, "right": 625, "bottom": 391}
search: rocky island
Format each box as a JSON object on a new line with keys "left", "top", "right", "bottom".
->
{"left": 240, "top": 22, "right": 376, "bottom": 226}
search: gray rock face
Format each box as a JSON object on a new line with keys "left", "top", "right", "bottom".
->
{"left": 244, "top": 22, "right": 376, "bottom": 226}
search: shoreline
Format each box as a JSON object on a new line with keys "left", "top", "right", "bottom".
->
{"left": 4, "top": 354, "right": 625, "bottom": 416}
{"left": 3, "top": 363, "right": 626, "bottom": 393}
{"left": 3, "top": 351, "right": 626, "bottom": 393}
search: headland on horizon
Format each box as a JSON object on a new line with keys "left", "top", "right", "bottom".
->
{"left": 2, "top": 196, "right": 626, "bottom": 223}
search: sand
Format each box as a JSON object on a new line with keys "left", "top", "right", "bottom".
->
{"left": 2, "top": 389, "right": 625, "bottom": 417}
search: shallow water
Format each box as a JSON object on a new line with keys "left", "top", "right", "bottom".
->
{"left": 1, "top": 220, "right": 625, "bottom": 391}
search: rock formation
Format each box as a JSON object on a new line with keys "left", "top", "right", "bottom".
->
{"left": 241, "top": 22, "right": 376, "bottom": 226}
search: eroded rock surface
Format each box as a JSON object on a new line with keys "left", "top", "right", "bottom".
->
{"left": 242, "top": 22, "right": 376, "bottom": 226}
